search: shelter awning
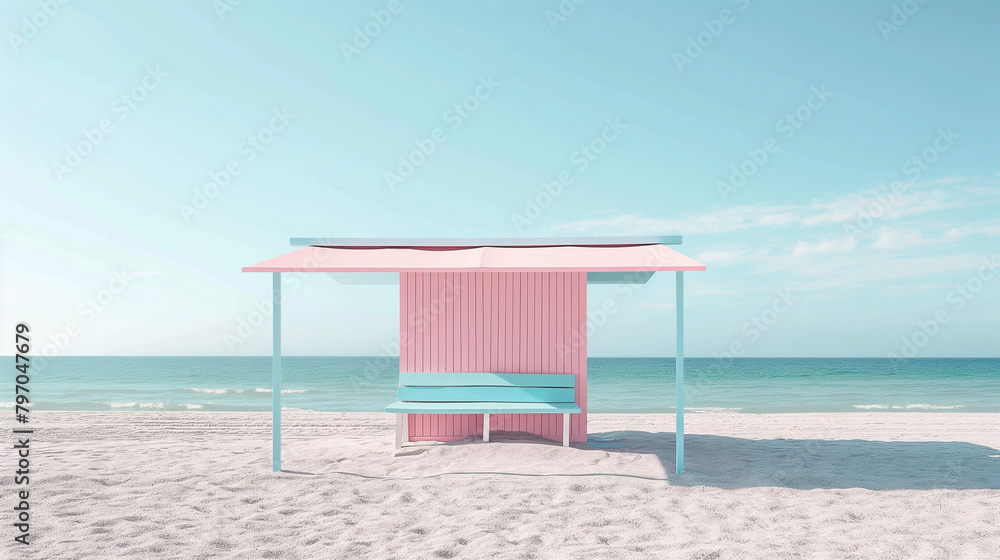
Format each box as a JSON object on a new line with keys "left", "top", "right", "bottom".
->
{"left": 249, "top": 235, "right": 699, "bottom": 473}
{"left": 241, "top": 244, "right": 706, "bottom": 274}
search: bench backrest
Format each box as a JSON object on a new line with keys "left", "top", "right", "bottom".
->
{"left": 398, "top": 372, "right": 576, "bottom": 403}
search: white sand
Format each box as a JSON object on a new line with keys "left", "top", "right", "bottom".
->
{"left": 7, "top": 412, "right": 1000, "bottom": 559}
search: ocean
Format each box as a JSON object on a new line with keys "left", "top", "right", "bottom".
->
{"left": 10, "top": 357, "right": 999, "bottom": 413}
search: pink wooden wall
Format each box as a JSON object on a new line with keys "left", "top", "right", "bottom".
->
{"left": 399, "top": 271, "right": 587, "bottom": 443}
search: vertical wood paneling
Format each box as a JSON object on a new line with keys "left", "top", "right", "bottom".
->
{"left": 484, "top": 274, "right": 492, "bottom": 373}
{"left": 518, "top": 273, "right": 527, "bottom": 431}
{"left": 540, "top": 273, "right": 549, "bottom": 375}
{"left": 557, "top": 272, "right": 565, "bottom": 372}
{"left": 470, "top": 273, "right": 479, "bottom": 372}
{"left": 507, "top": 275, "right": 515, "bottom": 372}
{"left": 414, "top": 273, "right": 422, "bottom": 372}
{"left": 407, "top": 272, "right": 415, "bottom": 434}
{"left": 548, "top": 274, "right": 558, "bottom": 436}
{"left": 438, "top": 274, "right": 446, "bottom": 373}
{"left": 429, "top": 274, "right": 437, "bottom": 375}
{"left": 549, "top": 272, "right": 558, "bottom": 375}
{"left": 463, "top": 273, "right": 472, "bottom": 373}
{"left": 399, "top": 271, "right": 587, "bottom": 442}
{"left": 447, "top": 273, "right": 455, "bottom": 374}
{"left": 525, "top": 274, "right": 535, "bottom": 435}
{"left": 424, "top": 273, "right": 432, "bottom": 372}
{"left": 573, "top": 272, "right": 585, "bottom": 437}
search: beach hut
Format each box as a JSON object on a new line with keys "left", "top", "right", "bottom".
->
{"left": 242, "top": 237, "right": 705, "bottom": 473}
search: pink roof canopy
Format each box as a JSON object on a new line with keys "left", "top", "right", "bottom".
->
{"left": 241, "top": 237, "right": 706, "bottom": 275}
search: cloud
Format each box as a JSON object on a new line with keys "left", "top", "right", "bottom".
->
{"left": 533, "top": 176, "right": 998, "bottom": 297}
{"left": 792, "top": 236, "right": 857, "bottom": 256}
{"left": 867, "top": 221, "right": 999, "bottom": 250}
{"left": 767, "top": 252, "right": 991, "bottom": 286}
{"left": 872, "top": 229, "right": 923, "bottom": 250}
{"left": 693, "top": 247, "right": 772, "bottom": 266}
{"left": 694, "top": 249, "right": 755, "bottom": 263}
{"left": 535, "top": 177, "right": 997, "bottom": 237}
{"left": 873, "top": 283, "right": 949, "bottom": 297}
{"left": 942, "top": 222, "right": 1000, "bottom": 241}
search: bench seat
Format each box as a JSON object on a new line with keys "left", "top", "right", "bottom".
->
{"left": 386, "top": 401, "right": 581, "bottom": 414}
{"left": 388, "top": 372, "right": 579, "bottom": 448}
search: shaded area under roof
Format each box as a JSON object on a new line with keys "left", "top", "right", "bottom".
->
{"left": 323, "top": 271, "right": 659, "bottom": 285}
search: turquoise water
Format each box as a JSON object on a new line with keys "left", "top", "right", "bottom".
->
{"left": 10, "top": 357, "right": 999, "bottom": 413}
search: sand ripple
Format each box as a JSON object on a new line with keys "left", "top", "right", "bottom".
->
{"left": 8, "top": 412, "right": 999, "bottom": 559}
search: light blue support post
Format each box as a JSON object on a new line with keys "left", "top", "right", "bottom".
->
{"left": 676, "top": 271, "right": 684, "bottom": 474}
{"left": 272, "top": 272, "right": 281, "bottom": 472}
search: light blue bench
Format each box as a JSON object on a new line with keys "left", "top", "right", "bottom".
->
{"left": 386, "top": 372, "right": 581, "bottom": 448}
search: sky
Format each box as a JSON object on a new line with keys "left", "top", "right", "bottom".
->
{"left": 1, "top": 0, "right": 998, "bottom": 358}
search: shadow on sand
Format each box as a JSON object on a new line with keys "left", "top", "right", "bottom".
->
{"left": 586, "top": 430, "right": 1000, "bottom": 490}
{"left": 290, "top": 430, "right": 1000, "bottom": 489}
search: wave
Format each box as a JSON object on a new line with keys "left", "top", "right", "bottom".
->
{"left": 688, "top": 407, "right": 743, "bottom": 413}
{"left": 0, "top": 402, "right": 13, "bottom": 408}
{"left": 853, "top": 404, "right": 967, "bottom": 410}
{"left": 104, "top": 402, "right": 205, "bottom": 409}
{"left": 903, "top": 403, "right": 967, "bottom": 410}
{"left": 185, "top": 387, "right": 308, "bottom": 395}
